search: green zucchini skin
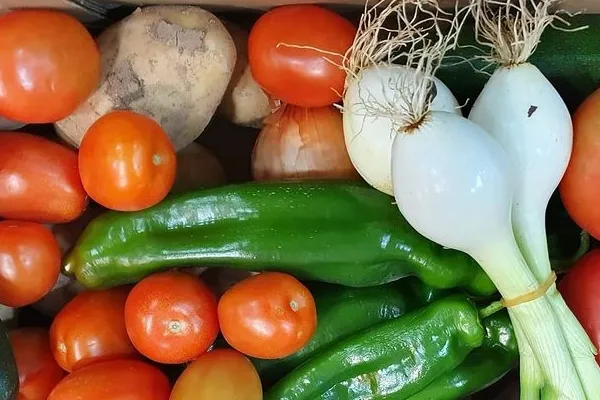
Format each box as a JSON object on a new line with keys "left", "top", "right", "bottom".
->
{"left": 438, "top": 14, "right": 600, "bottom": 114}
{"left": 0, "top": 320, "right": 18, "bottom": 400}
{"left": 64, "top": 181, "right": 495, "bottom": 296}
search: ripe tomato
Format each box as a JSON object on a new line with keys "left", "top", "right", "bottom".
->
{"left": 78, "top": 110, "right": 176, "bottom": 211}
{"left": 50, "top": 287, "right": 138, "bottom": 372}
{"left": 559, "top": 249, "right": 600, "bottom": 364}
{"left": 0, "top": 10, "right": 100, "bottom": 123}
{"left": 560, "top": 87, "right": 600, "bottom": 239}
{"left": 218, "top": 272, "right": 317, "bottom": 359}
{"left": 0, "top": 132, "right": 87, "bottom": 223}
{"left": 248, "top": 5, "right": 356, "bottom": 107}
{"left": 0, "top": 221, "right": 61, "bottom": 307}
{"left": 47, "top": 359, "right": 171, "bottom": 400}
{"left": 9, "top": 328, "right": 66, "bottom": 400}
{"left": 170, "top": 349, "right": 262, "bottom": 400}
{"left": 124, "top": 271, "right": 219, "bottom": 364}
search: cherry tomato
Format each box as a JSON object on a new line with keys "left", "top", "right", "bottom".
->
{"left": 558, "top": 249, "right": 600, "bottom": 364}
{"left": 248, "top": 5, "right": 356, "bottom": 107}
{"left": 9, "top": 328, "right": 66, "bottom": 400}
{"left": 125, "top": 271, "right": 219, "bottom": 364}
{"left": 0, "top": 132, "right": 87, "bottom": 223}
{"left": 169, "top": 349, "right": 262, "bottom": 400}
{"left": 78, "top": 110, "right": 177, "bottom": 211}
{"left": 0, "top": 221, "right": 61, "bottom": 307}
{"left": 218, "top": 272, "right": 317, "bottom": 359}
{"left": 48, "top": 359, "right": 171, "bottom": 400}
{"left": 50, "top": 287, "right": 138, "bottom": 372}
{"left": 0, "top": 10, "right": 100, "bottom": 123}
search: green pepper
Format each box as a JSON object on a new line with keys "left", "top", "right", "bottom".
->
{"left": 264, "top": 295, "right": 485, "bottom": 400}
{"left": 63, "top": 181, "right": 495, "bottom": 296}
{"left": 254, "top": 278, "right": 448, "bottom": 386}
{"left": 407, "top": 311, "right": 518, "bottom": 400}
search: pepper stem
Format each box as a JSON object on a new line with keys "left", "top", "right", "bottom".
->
{"left": 479, "top": 300, "right": 505, "bottom": 319}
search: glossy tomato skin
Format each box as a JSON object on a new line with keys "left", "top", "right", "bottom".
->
{"left": 558, "top": 249, "right": 600, "bottom": 364}
{"left": 0, "top": 10, "right": 100, "bottom": 123}
{"left": 560, "top": 87, "right": 600, "bottom": 239}
{"left": 9, "top": 328, "right": 66, "bottom": 400}
{"left": 0, "top": 221, "right": 61, "bottom": 308}
{"left": 47, "top": 359, "right": 171, "bottom": 400}
{"left": 50, "top": 287, "right": 138, "bottom": 372}
{"left": 170, "top": 349, "right": 262, "bottom": 400}
{"left": 125, "top": 271, "right": 219, "bottom": 364}
{"left": 248, "top": 5, "right": 356, "bottom": 107}
{"left": 78, "top": 110, "right": 177, "bottom": 212}
{"left": 0, "top": 132, "right": 87, "bottom": 223}
{"left": 218, "top": 272, "right": 317, "bottom": 359}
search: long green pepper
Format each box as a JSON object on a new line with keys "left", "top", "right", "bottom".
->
{"left": 64, "top": 181, "right": 495, "bottom": 296}
{"left": 265, "top": 295, "right": 486, "bottom": 400}
{"left": 253, "top": 278, "right": 448, "bottom": 386}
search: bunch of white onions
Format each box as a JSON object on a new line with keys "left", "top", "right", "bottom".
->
{"left": 341, "top": 0, "right": 600, "bottom": 398}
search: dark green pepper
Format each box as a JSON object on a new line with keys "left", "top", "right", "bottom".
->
{"left": 254, "top": 278, "right": 448, "bottom": 386}
{"left": 264, "top": 295, "right": 485, "bottom": 400}
{"left": 63, "top": 181, "right": 495, "bottom": 296}
{"left": 407, "top": 311, "right": 518, "bottom": 400}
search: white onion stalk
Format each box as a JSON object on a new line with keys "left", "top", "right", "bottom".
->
{"left": 468, "top": 0, "right": 600, "bottom": 398}
{"left": 342, "top": 0, "right": 585, "bottom": 398}
{"left": 341, "top": 0, "right": 460, "bottom": 196}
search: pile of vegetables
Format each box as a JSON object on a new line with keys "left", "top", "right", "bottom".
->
{"left": 1, "top": 0, "right": 600, "bottom": 399}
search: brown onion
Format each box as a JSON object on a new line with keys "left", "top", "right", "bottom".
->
{"left": 251, "top": 105, "right": 359, "bottom": 181}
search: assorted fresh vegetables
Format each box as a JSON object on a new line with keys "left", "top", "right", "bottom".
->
{"left": 1, "top": 0, "right": 600, "bottom": 399}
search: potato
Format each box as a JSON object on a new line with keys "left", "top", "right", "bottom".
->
{"left": 54, "top": 6, "right": 237, "bottom": 151}
{"left": 171, "top": 142, "right": 227, "bottom": 194}
{"left": 217, "top": 20, "right": 273, "bottom": 129}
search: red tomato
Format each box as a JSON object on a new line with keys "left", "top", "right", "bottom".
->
{"left": 218, "top": 272, "right": 317, "bottom": 359}
{"left": 0, "top": 10, "right": 100, "bottom": 123}
{"left": 248, "top": 5, "right": 356, "bottom": 107}
{"left": 559, "top": 249, "right": 600, "bottom": 364}
{"left": 9, "top": 328, "right": 66, "bottom": 400}
{"left": 50, "top": 287, "right": 138, "bottom": 372}
{"left": 169, "top": 349, "right": 262, "bottom": 400}
{"left": 47, "top": 359, "right": 171, "bottom": 400}
{"left": 124, "top": 271, "right": 219, "bottom": 364}
{"left": 0, "top": 132, "right": 87, "bottom": 223}
{"left": 78, "top": 110, "right": 177, "bottom": 211}
{"left": 0, "top": 221, "right": 60, "bottom": 307}
{"left": 560, "top": 87, "right": 600, "bottom": 239}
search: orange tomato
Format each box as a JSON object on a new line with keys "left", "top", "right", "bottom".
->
{"left": 248, "top": 5, "right": 356, "bottom": 107}
{"left": 0, "top": 10, "right": 100, "bottom": 123}
{"left": 0, "top": 221, "right": 61, "bottom": 307}
{"left": 125, "top": 271, "right": 219, "bottom": 364}
{"left": 78, "top": 110, "right": 177, "bottom": 211}
{"left": 169, "top": 349, "right": 262, "bottom": 400}
{"left": 9, "top": 328, "right": 66, "bottom": 400}
{"left": 47, "top": 359, "right": 171, "bottom": 400}
{"left": 560, "top": 87, "right": 600, "bottom": 240}
{"left": 218, "top": 272, "right": 317, "bottom": 359}
{"left": 50, "top": 287, "right": 138, "bottom": 372}
{"left": 0, "top": 132, "right": 87, "bottom": 223}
